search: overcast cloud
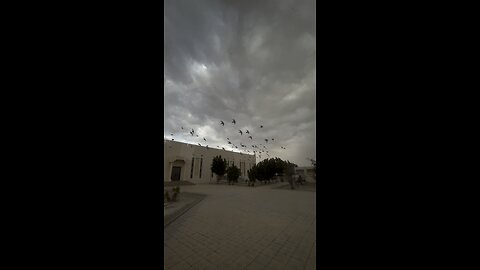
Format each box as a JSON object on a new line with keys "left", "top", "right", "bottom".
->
{"left": 164, "top": 0, "right": 315, "bottom": 166}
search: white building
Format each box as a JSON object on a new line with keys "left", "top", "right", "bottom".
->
{"left": 164, "top": 140, "right": 256, "bottom": 183}
{"left": 295, "top": 166, "right": 316, "bottom": 182}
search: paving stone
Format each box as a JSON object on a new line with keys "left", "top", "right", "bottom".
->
{"left": 267, "top": 260, "right": 286, "bottom": 270}
{"left": 169, "top": 261, "right": 192, "bottom": 270}
{"left": 271, "top": 254, "right": 290, "bottom": 265}
{"left": 164, "top": 184, "right": 315, "bottom": 270}
{"left": 246, "top": 261, "right": 266, "bottom": 270}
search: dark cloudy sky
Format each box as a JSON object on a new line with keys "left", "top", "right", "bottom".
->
{"left": 164, "top": 0, "right": 315, "bottom": 166}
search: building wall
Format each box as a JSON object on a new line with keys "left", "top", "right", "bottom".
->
{"left": 164, "top": 140, "right": 256, "bottom": 183}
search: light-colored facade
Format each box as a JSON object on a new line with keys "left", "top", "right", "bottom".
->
{"left": 164, "top": 140, "right": 256, "bottom": 183}
{"left": 295, "top": 166, "right": 316, "bottom": 182}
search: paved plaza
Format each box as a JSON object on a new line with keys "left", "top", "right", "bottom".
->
{"left": 164, "top": 183, "right": 316, "bottom": 269}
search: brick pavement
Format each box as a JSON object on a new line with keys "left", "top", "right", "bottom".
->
{"left": 164, "top": 183, "right": 316, "bottom": 269}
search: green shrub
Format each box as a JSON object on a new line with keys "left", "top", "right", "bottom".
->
{"left": 164, "top": 190, "right": 171, "bottom": 202}
{"left": 226, "top": 165, "right": 241, "bottom": 184}
{"left": 211, "top": 155, "right": 227, "bottom": 183}
{"left": 171, "top": 186, "right": 180, "bottom": 201}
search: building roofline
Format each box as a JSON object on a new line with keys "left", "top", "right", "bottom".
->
{"left": 164, "top": 139, "right": 255, "bottom": 157}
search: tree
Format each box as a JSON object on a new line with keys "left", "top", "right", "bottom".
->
{"left": 211, "top": 155, "right": 227, "bottom": 183}
{"left": 307, "top": 158, "right": 317, "bottom": 181}
{"left": 226, "top": 165, "right": 241, "bottom": 185}
{"left": 283, "top": 160, "right": 297, "bottom": 189}
{"left": 252, "top": 158, "right": 296, "bottom": 184}
{"left": 247, "top": 165, "right": 257, "bottom": 186}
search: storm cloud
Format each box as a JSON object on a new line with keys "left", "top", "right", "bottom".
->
{"left": 164, "top": 0, "right": 316, "bottom": 166}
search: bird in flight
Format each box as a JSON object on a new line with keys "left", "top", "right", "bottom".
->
{"left": 191, "top": 129, "right": 194, "bottom": 134}
{"left": 260, "top": 125, "right": 263, "bottom": 128}
{"left": 170, "top": 133, "right": 173, "bottom": 136}
{"left": 220, "top": 120, "right": 224, "bottom": 126}
{"left": 265, "top": 139, "right": 268, "bottom": 143}
{"left": 181, "top": 127, "right": 184, "bottom": 130}
{"left": 203, "top": 138, "right": 206, "bottom": 141}
{"left": 198, "top": 143, "right": 201, "bottom": 146}
{"left": 239, "top": 130, "right": 243, "bottom": 135}
{"left": 171, "top": 138, "right": 174, "bottom": 141}
{"left": 232, "top": 119, "right": 236, "bottom": 124}
{"left": 246, "top": 130, "right": 250, "bottom": 134}
{"left": 248, "top": 136, "right": 252, "bottom": 140}
{"left": 222, "top": 147, "right": 225, "bottom": 150}
{"left": 228, "top": 141, "right": 232, "bottom": 144}
{"left": 271, "top": 138, "right": 274, "bottom": 141}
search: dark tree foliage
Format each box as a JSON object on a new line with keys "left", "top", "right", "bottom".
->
{"left": 307, "top": 158, "right": 316, "bottom": 181}
{"left": 247, "top": 165, "right": 257, "bottom": 186}
{"left": 251, "top": 158, "right": 297, "bottom": 184}
{"left": 211, "top": 155, "right": 227, "bottom": 181}
{"left": 226, "top": 165, "right": 241, "bottom": 184}
{"left": 283, "top": 160, "right": 297, "bottom": 176}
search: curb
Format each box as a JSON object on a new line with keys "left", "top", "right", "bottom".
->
{"left": 164, "top": 192, "right": 206, "bottom": 228}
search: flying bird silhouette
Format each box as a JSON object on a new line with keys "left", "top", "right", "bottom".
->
{"left": 203, "top": 138, "right": 206, "bottom": 141}
{"left": 198, "top": 143, "right": 201, "bottom": 146}
{"left": 222, "top": 147, "right": 225, "bottom": 150}
{"left": 260, "top": 125, "right": 263, "bottom": 128}
{"left": 181, "top": 127, "right": 184, "bottom": 130}
{"left": 232, "top": 119, "right": 236, "bottom": 124}
{"left": 220, "top": 120, "right": 224, "bottom": 126}
{"left": 196, "top": 135, "right": 199, "bottom": 137}
{"left": 271, "top": 138, "right": 274, "bottom": 141}
{"left": 239, "top": 130, "right": 243, "bottom": 135}
{"left": 246, "top": 130, "right": 250, "bottom": 134}
{"left": 265, "top": 139, "right": 268, "bottom": 143}
{"left": 248, "top": 136, "right": 252, "bottom": 140}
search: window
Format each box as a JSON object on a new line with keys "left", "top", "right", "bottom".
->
{"left": 190, "top": 157, "right": 194, "bottom": 178}
{"left": 194, "top": 158, "right": 200, "bottom": 178}
{"left": 199, "top": 157, "right": 203, "bottom": 178}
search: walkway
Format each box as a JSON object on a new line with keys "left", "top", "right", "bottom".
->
{"left": 164, "top": 183, "right": 316, "bottom": 269}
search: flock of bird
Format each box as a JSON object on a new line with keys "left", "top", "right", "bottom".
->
{"left": 166, "top": 118, "right": 288, "bottom": 160}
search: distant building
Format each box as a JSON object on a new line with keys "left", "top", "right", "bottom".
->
{"left": 295, "top": 166, "right": 316, "bottom": 182}
{"left": 164, "top": 140, "right": 256, "bottom": 183}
